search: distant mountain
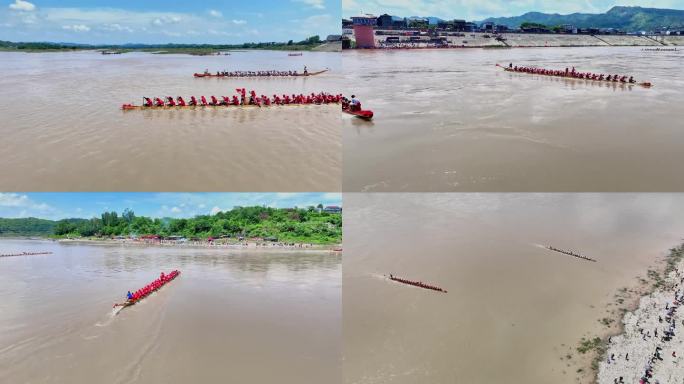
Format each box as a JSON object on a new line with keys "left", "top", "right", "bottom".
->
{"left": 482, "top": 6, "right": 684, "bottom": 32}
{"left": 0, "top": 217, "right": 91, "bottom": 237}
{"left": 0, "top": 218, "right": 57, "bottom": 237}
{"left": 406, "top": 16, "right": 444, "bottom": 25}
{"left": 426, "top": 17, "right": 444, "bottom": 25}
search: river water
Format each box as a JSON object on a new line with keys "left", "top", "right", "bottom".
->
{"left": 0, "top": 239, "right": 341, "bottom": 384}
{"left": 343, "top": 47, "right": 684, "bottom": 192}
{"left": 343, "top": 193, "right": 684, "bottom": 384}
{"left": 0, "top": 50, "right": 341, "bottom": 191}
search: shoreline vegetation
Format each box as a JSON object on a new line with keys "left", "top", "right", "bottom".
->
{"left": 0, "top": 206, "right": 342, "bottom": 247}
{"left": 0, "top": 35, "right": 341, "bottom": 55}
{"left": 561, "top": 243, "right": 684, "bottom": 383}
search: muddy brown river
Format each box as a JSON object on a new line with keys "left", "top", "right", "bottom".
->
{"left": 343, "top": 47, "right": 684, "bottom": 192}
{"left": 343, "top": 193, "right": 684, "bottom": 384}
{"left": 0, "top": 50, "right": 341, "bottom": 191}
{"left": 0, "top": 240, "right": 340, "bottom": 384}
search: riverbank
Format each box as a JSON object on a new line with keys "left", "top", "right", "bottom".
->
{"left": 0, "top": 237, "right": 341, "bottom": 384}
{"left": 348, "top": 32, "right": 684, "bottom": 49}
{"left": 55, "top": 237, "right": 340, "bottom": 251}
{"left": 596, "top": 244, "right": 684, "bottom": 383}
{"left": 0, "top": 42, "right": 337, "bottom": 55}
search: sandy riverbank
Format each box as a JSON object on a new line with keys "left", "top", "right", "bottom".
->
{"left": 347, "top": 32, "right": 684, "bottom": 49}
{"left": 597, "top": 244, "right": 684, "bottom": 383}
{"left": 55, "top": 237, "right": 340, "bottom": 251}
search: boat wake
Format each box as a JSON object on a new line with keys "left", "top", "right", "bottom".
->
{"left": 96, "top": 306, "right": 127, "bottom": 326}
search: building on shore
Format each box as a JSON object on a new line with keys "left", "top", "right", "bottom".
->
{"left": 323, "top": 206, "right": 342, "bottom": 214}
{"left": 377, "top": 14, "right": 408, "bottom": 29}
{"left": 352, "top": 14, "right": 377, "bottom": 48}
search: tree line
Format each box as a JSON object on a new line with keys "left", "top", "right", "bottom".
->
{"left": 0, "top": 36, "right": 323, "bottom": 52}
{"left": 52, "top": 206, "right": 341, "bottom": 244}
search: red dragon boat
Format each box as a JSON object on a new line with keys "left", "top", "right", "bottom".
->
{"left": 497, "top": 64, "right": 652, "bottom": 88}
{"left": 342, "top": 106, "right": 374, "bottom": 120}
{"left": 113, "top": 270, "right": 180, "bottom": 314}
{"left": 387, "top": 274, "right": 447, "bottom": 293}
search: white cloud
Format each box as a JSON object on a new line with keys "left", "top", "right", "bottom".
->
{"left": 208, "top": 29, "right": 241, "bottom": 36}
{"left": 276, "top": 193, "right": 299, "bottom": 199}
{"left": 101, "top": 23, "right": 133, "bottom": 33}
{"left": 307, "top": 14, "right": 332, "bottom": 24}
{"left": 322, "top": 193, "right": 342, "bottom": 201}
{"left": 232, "top": 19, "right": 247, "bottom": 25}
{"left": 162, "top": 30, "right": 182, "bottom": 37}
{"left": 152, "top": 15, "right": 182, "bottom": 26}
{"left": 0, "top": 193, "right": 53, "bottom": 213}
{"left": 170, "top": 206, "right": 182, "bottom": 213}
{"left": 210, "top": 206, "right": 222, "bottom": 215}
{"left": 209, "top": 9, "right": 222, "bottom": 18}
{"left": 9, "top": 0, "right": 35, "bottom": 12}
{"left": 62, "top": 24, "right": 90, "bottom": 32}
{"left": 293, "top": 0, "right": 325, "bottom": 10}
{"left": 0, "top": 193, "right": 31, "bottom": 207}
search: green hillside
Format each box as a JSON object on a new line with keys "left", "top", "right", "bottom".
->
{"left": 0, "top": 218, "right": 58, "bottom": 237}
{"left": 482, "top": 6, "right": 684, "bottom": 32}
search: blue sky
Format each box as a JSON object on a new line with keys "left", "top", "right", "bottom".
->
{"left": 0, "top": 193, "right": 342, "bottom": 220}
{"left": 343, "top": 0, "right": 684, "bottom": 20}
{"left": 0, "top": 0, "right": 340, "bottom": 44}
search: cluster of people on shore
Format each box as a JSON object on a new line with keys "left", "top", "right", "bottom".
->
{"left": 388, "top": 274, "right": 447, "bottom": 293}
{"left": 133, "top": 238, "right": 317, "bottom": 249}
{"left": 124, "top": 270, "right": 180, "bottom": 303}
{"left": 642, "top": 48, "right": 678, "bottom": 52}
{"left": 547, "top": 245, "right": 596, "bottom": 262}
{"left": 507, "top": 63, "right": 637, "bottom": 84}
{"left": 0, "top": 251, "right": 52, "bottom": 258}
{"left": 199, "top": 66, "right": 309, "bottom": 77}
{"left": 140, "top": 90, "right": 341, "bottom": 108}
{"left": 607, "top": 268, "right": 684, "bottom": 384}
{"left": 376, "top": 42, "right": 450, "bottom": 49}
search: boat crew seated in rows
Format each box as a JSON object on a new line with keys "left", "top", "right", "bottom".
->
{"left": 125, "top": 270, "right": 179, "bottom": 302}
{"left": 509, "top": 63, "right": 637, "bottom": 83}
{"left": 143, "top": 91, "right": 342, "bottom": 107}
{"left": 203, "top": 68, "right": 310, "bottom": 77}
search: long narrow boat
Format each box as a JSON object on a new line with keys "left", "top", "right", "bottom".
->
{"left": 113, "top": 270, "right": 180, "bottom": 314}
{"left": 387, "top": 274, "right": 447, "bottom": 293}
{"left": 497, "top": 64, "right": 652, "bottom": 88}
{"left": 194, "top": 69, "right": 328, "bottom": 78}
{"left": 0, "top": 251, "right": 52, "bottom": 258}
{"left": 342, "top": 106, "right": 374, "bottom": 120}
{"left": 122, "top": 101, "right": 339, "bottom": 110}
{"left": 546, "top": 246, "right": 597, "bottom": 262}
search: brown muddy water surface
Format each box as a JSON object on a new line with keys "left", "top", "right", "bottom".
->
{"left": 0, "top": 51, "right": 340, "bottom": 191}
{"left": 343, "top": 47, "right": 684, "bottom": 191}
{"left": 343, "top": 193, "right": 684, "bottom": 384}
{"left": 0, "top": 239, "right": 340, "bottom": 383}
